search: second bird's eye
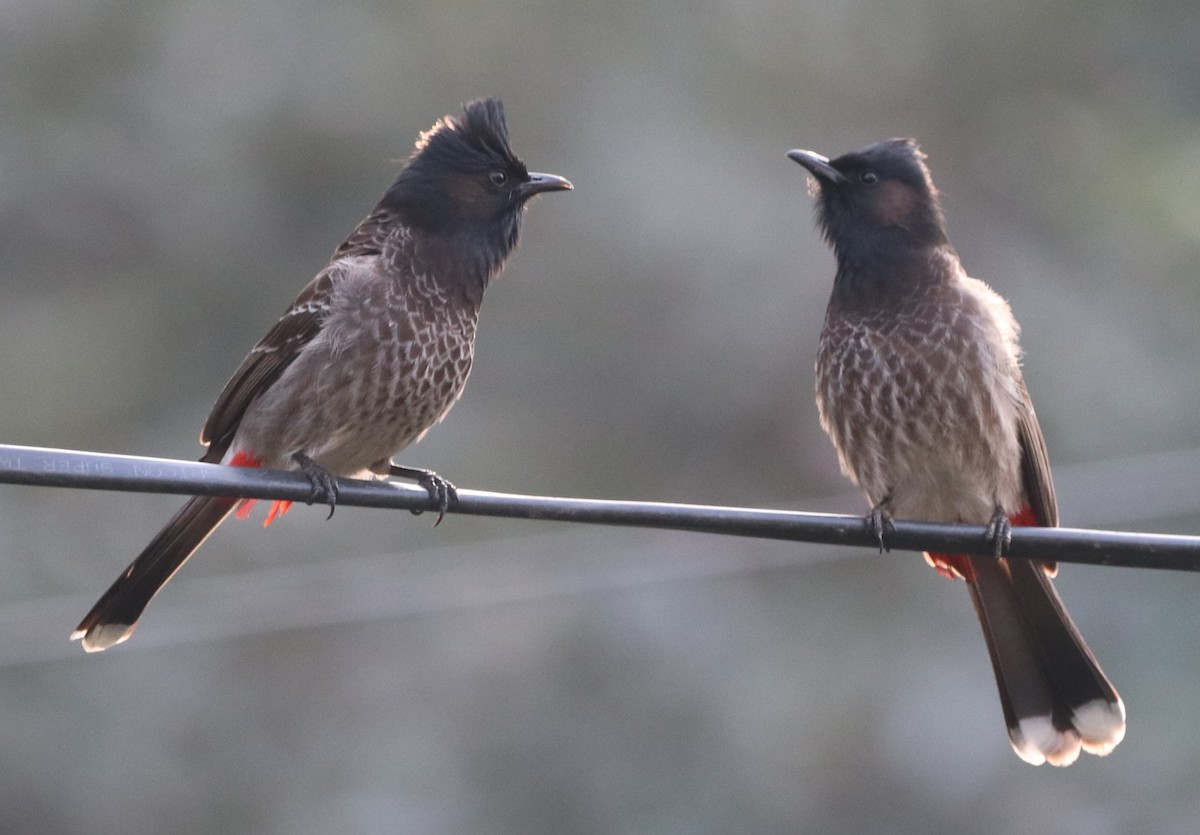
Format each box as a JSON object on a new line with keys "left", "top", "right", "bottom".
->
{"left": 860, "top": 170, "right": 879, "bottom": 186}
{"left": 489, "top": 170, "right": 509, "bottom": 187}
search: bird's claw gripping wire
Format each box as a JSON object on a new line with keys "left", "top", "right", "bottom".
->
{"left": 986, "top": 505, "right": 1013, "bottom": 558}
{"left": 388, "top": 464, "right": 457, "bottom": 526}
{"left": 293, "top": 452, "right": 339, "bottom": 519}
{"left": 865, "top": 499, "right": 896, "bottom": 553}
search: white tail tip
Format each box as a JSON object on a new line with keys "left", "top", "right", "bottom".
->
{"left": 70, "top": 623, "right": 135, "bottom": 653}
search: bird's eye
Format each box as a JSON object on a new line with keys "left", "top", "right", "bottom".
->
{"left": 489, "top": 170, "right": 509, "bottom": 187}
{"left": 860, "top": 170, "right": 879, "bottom": 186}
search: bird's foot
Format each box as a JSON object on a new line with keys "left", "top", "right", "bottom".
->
{"left": 387, "top": 464, "right": 457, "bottom": 526}
{"left": 865, "top": 500, "right": 896, "bottom": 553}
{"left": 985, "top": 505, "right": 1012, "bottom": 558}
{"left": 293, "top": 452, "right": 339, "bottom": 519}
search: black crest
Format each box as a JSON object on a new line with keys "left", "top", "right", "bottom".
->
{"left": 383, "top": 98, "right": 532, "bottom": 231}
{"left": 411, "top": 98, "right": 523, "bottom": 176}
{"left": 379, "top": 98, "right": 571, "bottom": 289}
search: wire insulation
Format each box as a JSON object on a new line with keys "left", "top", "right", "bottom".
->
{"left": 1, "top": 444, "right": 1196, "bottom": 571}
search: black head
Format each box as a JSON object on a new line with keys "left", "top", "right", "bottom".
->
{"left": 787, "top": 138, "right": 948, "bottom": 260}
{"left": 384, "top": 98, "right": 571, "bottom": 275}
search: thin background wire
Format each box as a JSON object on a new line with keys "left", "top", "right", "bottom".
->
{"left": 0, "top": 442, "right": 1196, "bottom": 666}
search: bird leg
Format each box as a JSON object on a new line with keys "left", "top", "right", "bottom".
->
{"left": 985, "top": 504, "right": 1012, "bottom": 558}
{"left": 387, "top": 464, "right": 457, "bottom": 526}
{"left": 292, "top": 452, "right": 339, "bottom": 519}
{"left": 865, "top": 495, "right": 896, "bottom": 553}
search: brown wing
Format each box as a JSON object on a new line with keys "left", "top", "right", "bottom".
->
{"left": 199, "top": 204, "right": 399, "bottom": 460}
{"left": 331, "top": 205, "right": 397, "bottom": 260}
{"left": 199, "top": 266, "right": 340, "bottom": 459}
{"left": 1016, "top": 379, "right": 1059, "bottom": 529}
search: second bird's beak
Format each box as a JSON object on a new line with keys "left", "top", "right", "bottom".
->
{"left": 787, "top": 149, "right": 847, "bottom": 185}
{"left": 521, "top": 172, "right": 574, "bottom": 197}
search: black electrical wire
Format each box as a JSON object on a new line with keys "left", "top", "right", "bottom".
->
{"left": 1, "top": 444, "right": 1196, "bottom": 571}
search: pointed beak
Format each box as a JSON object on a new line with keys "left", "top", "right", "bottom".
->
{"left": 787, "top": 149, "right": 846, "bottom": 185}
{"left": 521, "top": 172, "right": 573, "bottom": 197}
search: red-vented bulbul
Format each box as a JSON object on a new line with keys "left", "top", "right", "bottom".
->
{"left": 73, "top": 98, "right": 571, "bottom": 652}
{"left": 788, "top": 139, "right": 1124, "bottom": 765}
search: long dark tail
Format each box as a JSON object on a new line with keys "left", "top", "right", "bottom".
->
{"left": 72, "top": 494, "right": 239, "bottom": 652}
{"left": 963, "top": 555, "right": 1125, "bottom": 765}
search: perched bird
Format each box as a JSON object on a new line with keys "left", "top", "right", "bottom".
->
{"left": 73, "top": 98, "right": 571, "bottom": 652}
{"left": 787, "top": 139, "right": 1124, "bottom": 765}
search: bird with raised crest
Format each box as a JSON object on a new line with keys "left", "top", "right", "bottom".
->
{"left": 73, "top": 98, "right": 571, "bottom": 652}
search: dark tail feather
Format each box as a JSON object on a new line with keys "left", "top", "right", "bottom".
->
{"left": 71, "top": 495, "right": 239, "bottom": 652}
{"left": 1007, "top": 558, "right": 1126, "bottom": 757}
{"left": 965, "top": 555, "right": 1125, "bottom": 765}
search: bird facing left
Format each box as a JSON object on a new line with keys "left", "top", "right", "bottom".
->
{"left": 787, "top": 139, "right": 1124, "bottom": 766}
{"left": 72, "top": 98, "right": 572, "bottom": 652}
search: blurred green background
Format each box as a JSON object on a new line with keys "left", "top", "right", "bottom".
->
{"left": 3, "top": 0, "right": 1200, "bottom": 832}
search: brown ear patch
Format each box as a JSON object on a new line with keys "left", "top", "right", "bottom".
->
{"left": 444, "top": 173, "right": 492, "bottom": 218}
{"left": 874, "top": 180, "right": 918, "bottom": 227}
